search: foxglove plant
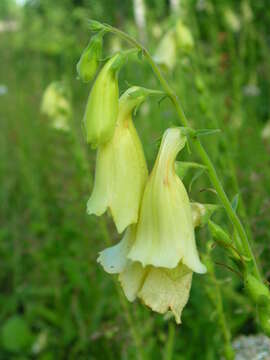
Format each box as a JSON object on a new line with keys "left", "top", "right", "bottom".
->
{"left": 77, "top": 20, "right": 270, "bottom": 341}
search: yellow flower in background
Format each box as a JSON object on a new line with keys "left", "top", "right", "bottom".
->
{"left": 261, "top": 121, "right": 270, "bottom": 141}
{"left": 128, "top": 128, "right": 206, "bottom": 273}
{"left": 83, "top": 52, "right": 126, "bottom": 148}
{"left": 175, "top": 20, "right": 194, "bottom": 52}
{"left": 98, "top": 127, "right": 206, "bottom": 323}
{"left": 87, "top": 87, "right": 152, "bottom": 234}
{"left": 154, "top": 30, "right": 177, "bottom": 70}
{"left": 41, "top": 81, "right": 71, "bottom": 131}
{"left": 76, "top": 32, "right": 103, "bottom": 83}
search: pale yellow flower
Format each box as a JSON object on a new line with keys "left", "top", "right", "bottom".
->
{"left": 128, "top": 128, "right": 206, "bottom": 273}
{"left": 87, "top": 87, "right": 149, "bottom": 233}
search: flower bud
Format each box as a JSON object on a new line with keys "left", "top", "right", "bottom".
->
{"left": 83, "top": 52, "right": 126, "bottom": 147}
{"left": 87, "top": 86, "right": 153, "bottom": 233}
{"left": 127, "top": 128, "right": 206, "bottom": 273}
{"left": 208, "top": 220, "right": 232, "bottom": 246}
{"left": 244, "top": 273, "right": 270, "bottom": 305}
{"left": 76, "top": 32, "right": 103, "bottom": 83}
{"left": 191, "top": 202, "right": 219, "bottom": 228}
{"left": 245, "top": 273, "right": 270, "bottom": 335}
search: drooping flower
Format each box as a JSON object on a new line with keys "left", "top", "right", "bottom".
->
{"left": 154, "top": 30, "right": 177, "bottom": 70}
{"left": 128, "top": 127, "right": 206, "bottom": 273}
{"left": 87, "top": 87, "right": 157, "bottom": 233}
{"left": 98, "top": 128, "right": 206, "bottom": 323}
{"left": 175, "top": 20, "right": 194, "bottom": 52}
{"left": 41, "top": 81, "right": 72, "bottom": 131}
{"left": 76, "top": 32, "right": 104, "bottom": 83}
{"left": 83, "top": 52, "right": 126, "bottom": 148}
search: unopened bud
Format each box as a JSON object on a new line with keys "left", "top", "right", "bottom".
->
{"left": 208, "top": 220, "right": 232, "bottom": 246}
{"left": 83, "top": 52, "right": 126, "bottom": 147}
{"left": 244, "top": 273, "right": 270, "bottom": 305}
{"left": 76, "top": 32, "right": 104, "bottom": 83}
{"left": 191, "top": 203, "right": 219, "bottom": 228}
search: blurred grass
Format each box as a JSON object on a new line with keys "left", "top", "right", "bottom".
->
{"left": 0, "top": 0, "right": 270, "bottom": 358}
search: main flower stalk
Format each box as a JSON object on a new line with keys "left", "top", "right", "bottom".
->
{"left": 98, "top": 22, "right": 261, "bottom": 282}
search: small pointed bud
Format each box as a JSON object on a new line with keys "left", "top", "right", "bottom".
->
{"left": 76, "top": 32, "right": 104, "bottom": 83}
{"left": 244, "top": 273, "right": 270, "bottom": 335}
{"left": 244, "top": 273, "right": 270, "bottom": 305}
{"left": 191, "top": 202, "right": 219, "bottom": 228}
{"left": 127, "top": 127, "right": 206, "bottom": 273}
{"left": 87, "top": 86, "right": 152, "bottom": 233}
{"left": 208, "top": 220, "right": 232, "bottom": 246}
{"left": 83, "top": 52, "right": 126, "bottom": 147}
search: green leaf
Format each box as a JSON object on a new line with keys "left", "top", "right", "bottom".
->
{"left": 1, "top": 316, "right": 33, "bottom": 353}
{"left": 175, "top": 161, "right": 206, "bottom": 180}
{"left": 194, "top": 128, "right": 221, "bottom": 137}
{"left": 88, "top": 20, "right": 104, "bottom": 32}
{"left": 188, "top": 168, "right": 206, "bottom": 193}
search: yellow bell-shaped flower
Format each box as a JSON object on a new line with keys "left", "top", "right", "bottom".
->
{"left": 83, "top": 52, "right": 125, "bottom": 148}
{"left": 128, "top": 127, "right": 206, "bottom": 273}
{"left": 154, "top": 30, "right": 177, "bottom": 71}
{"left": 87, "top": 87, "right": 151, "bottom": 233}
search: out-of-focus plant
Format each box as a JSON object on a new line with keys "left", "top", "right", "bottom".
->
{"left": 41, "top": 81, "right": 72, "bottom": 131}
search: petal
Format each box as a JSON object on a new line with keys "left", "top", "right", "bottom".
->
{"left": 97, "top": 227, "right": 135, "bottom": 274}
{"left": 119, "top": 261, "right": 147, "bottom": 302}
{"left": 87, "top": 88, "right": 148, "bottom": 234}
{"left": 138, "top": 263, "right": 193, "bottom": 324}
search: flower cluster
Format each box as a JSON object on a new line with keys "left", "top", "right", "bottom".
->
{"left": 78, "top": 37, "right": 207, "bottom": 323}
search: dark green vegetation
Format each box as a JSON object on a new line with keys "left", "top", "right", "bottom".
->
{"left": 1, "top": 0, "right": 270, "bottom": 359}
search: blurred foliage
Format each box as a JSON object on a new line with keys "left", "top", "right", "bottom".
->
{"left": 1, "top": 0, "right": 270, "bottom": 358}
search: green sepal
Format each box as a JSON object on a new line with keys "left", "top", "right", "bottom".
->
{"left": 175, "top": 161, "right": 206, "bottom": 180}
{"left": 193, "top": 128, "right": 221, "bottom": 137}
{"left": 88, "top": 19, "right": 105, "bottom": 32}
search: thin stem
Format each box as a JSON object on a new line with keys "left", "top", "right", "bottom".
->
{"left": 102, "top": 23, "right": 262, "bottom": 281}
{"left": 205, "top": 253, "right": 235, "bottom": 360}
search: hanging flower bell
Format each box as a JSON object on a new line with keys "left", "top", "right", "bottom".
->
{"left": 87, "top": 87, "right": 161, "bottom": 233}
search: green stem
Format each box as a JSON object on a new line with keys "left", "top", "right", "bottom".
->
{"left": 102, "top": 23, "right": 262, "bottom": 281}
{"left": 204, "top": 251, "right": 234, "bottom": 360}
